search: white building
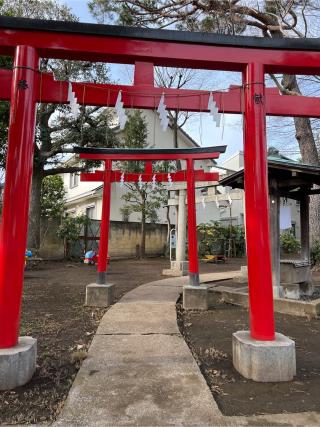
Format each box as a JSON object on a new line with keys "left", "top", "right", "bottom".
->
{"left": 62, "top": 110, "right": 220, "bottom": 225}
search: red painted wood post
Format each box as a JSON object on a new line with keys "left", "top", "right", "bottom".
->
{"left": 0, "top": 45, "right": 39, "bottom": 348}
{"left": 243, "top": 62, "right": 275, "bottom": 341}
{"left": 144, "top": 161, "right": 153, "bottom": 175}
{"left": 186, "top": 158, "right": 200, "bottom": 286}
{"left": 97, "top": 160, "right": 112, "bottom": 284}
{"left": 134, "top": 61, "right": 154, "bottom": 87}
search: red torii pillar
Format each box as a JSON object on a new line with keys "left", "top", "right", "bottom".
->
{"left": 96, "top": 160, "right": 112, "bottom": 285}
{"left": 0, "top": 45, "right": 38, "bottom": 389}
{"left": 243, "top": 63, "right": 275, "bottom": 341}
{"left": 0, "top": 46, "right": 39, "bottom": 349}
{"left": 231, "top": 64, "right": 295, "bottom": 383}
{"left": 186, "top": 159, "right": 199, "bottom": 286}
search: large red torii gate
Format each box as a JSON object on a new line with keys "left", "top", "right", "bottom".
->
{"left": 1, "top": 65, "right": 320, "bottom": 118}
{"left": 0, "top": 15, "right": 315, "bottom": 384}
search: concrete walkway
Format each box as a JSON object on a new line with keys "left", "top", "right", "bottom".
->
{"left": 54, "top": 272, "right": 320, "bottom": 426}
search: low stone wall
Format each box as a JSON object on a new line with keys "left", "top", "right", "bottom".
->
{"left": 210, "top": 287, "right": 320, "bottom": 319}
{"left": 109, "top": 221, "right": 167, "bottom": 258}
{"left": 39, "top": 219, "right": 167, "bottom": 259}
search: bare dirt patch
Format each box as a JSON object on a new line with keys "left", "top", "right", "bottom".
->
{"left": 0, "top": 258, "right": 171, "bottom": 425}
{"left": 177, "top": 293, "right": 320, "bottom": 416}
{"left": 0, "top": 256, "right": 244, "bottom": 424}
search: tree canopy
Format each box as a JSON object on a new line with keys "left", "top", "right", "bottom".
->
{"left": 0, "top": 0, "right": 120, "bottom": 249}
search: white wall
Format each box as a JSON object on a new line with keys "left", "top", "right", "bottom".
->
{"left": 222, "top": 150, "right": 244, "bottom": 172}
{"left": 62, "top": 110, "right": 214, "bottom": 224}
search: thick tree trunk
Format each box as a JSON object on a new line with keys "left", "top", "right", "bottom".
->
{"left": 27, "top": 168, "right": 43, "bottom": 252}
{"left": 293, "top": 115, "right": 320, "bottom": 244}
{"left": 281, "top": 75, "right": 320, "bottom": 243}
{"left": 309, "top": 195, "right": 320, "bottom": 244}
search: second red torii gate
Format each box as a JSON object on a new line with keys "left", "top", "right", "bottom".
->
{"left": 76, "top": 146, "right": 225, "bottom": 286}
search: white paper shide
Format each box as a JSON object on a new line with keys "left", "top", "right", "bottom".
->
{"left": 115, "top": 90, "right": 127, "bottom": 130}
{"left": 67, "top": 83, "right": 80, "bottom": 118}
{"left": 208, "top": 92, "right": 221, "bottom": 127}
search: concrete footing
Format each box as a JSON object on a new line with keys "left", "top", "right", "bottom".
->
{"left": 280, "top": 260, "right": 311, "bottom": 285}
{"left": 183, "top": 285, "right": 208, "bottom": 310}
{"left": 232, "top": 331, "right": 296, "bottom": 382}
{"left": 300, "top": 281, "right": 315, "bottom": 297}
{"left": 0, "top": 337, "right": 37, "bottom": 390}
{"left": 85, "top": 283, "right": 115, "bottom": 307}
{"left": 162, "top": 260, "right": 189, "bottom": 277}
{"left": 283, "top": 284, "right": 300, "bottom": 300}
{"left": 233, "top": 265, "right": 248, "bottom": 284}
{"left": 171, "top": 260, "right": 189, "bottom": 274}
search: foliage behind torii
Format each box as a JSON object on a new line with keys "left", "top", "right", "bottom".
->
{"left": 0, "top": 0, "right": 120, "bottom": 252}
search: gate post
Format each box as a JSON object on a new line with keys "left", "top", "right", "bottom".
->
{"left": 232, "top": 63, "right": 296, "bottom": 382}
{"left": 186, "top": 159, "right": 199, "bottom": 286}
{"left": 0, "top": 45, "right": 38, "bottom": 389}
{"left": 175, "top": 189, "right": 188, "bottom": 275}
{"left": 97, "top": 159, "right": 112, "bottom": 284}
{"left": 243, "top": 63, "right": 275, "bottom": 341}
{"left": 183, "top": 158, "right": 208, "bottom": 310}
{"left": 85, "top": 159, "right": 114, "bottom": 307}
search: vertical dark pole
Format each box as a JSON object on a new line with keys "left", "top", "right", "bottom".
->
{"left": 269, "top": 179, "right": 281, "bottom": 294}
{"left": 97, "top": 160, "right": 112, "bottom": 284}
{"left": 84, "top": 220, "right": 88, "bottom": 253}
{"left": 300, "top": 193, "right": 310, "bottom": 261}
{"left": 243, "top": 63, "right": 275, "bottom": 341}
{"left": 186, "top": 158, "right": 199, "bottom": 286}
{"left": 0, "top": 46, "right": 39, "bottom": 348}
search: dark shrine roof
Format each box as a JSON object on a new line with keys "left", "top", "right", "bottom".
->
{"left": 220, "top": 158, "right": 320, "bottom": 198}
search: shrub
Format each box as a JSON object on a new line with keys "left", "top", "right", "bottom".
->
{"left": 280, "top": 230, "right": 301, "bottom": 254}
{"left": 57, "top": 215, "right": 91, "bottom": 257}
{"left": 311, "top": 240, "right": 320, "bottom": 266}
{"left": 197, "top": 221, "right": 245, "bottom": 258}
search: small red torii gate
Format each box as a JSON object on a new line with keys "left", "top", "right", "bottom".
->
{"left": 76, "top": 146, "right": 225, "bottom": 286}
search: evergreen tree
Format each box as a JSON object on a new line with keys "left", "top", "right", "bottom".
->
{"left": 120, "top": 110, "right": 168, "bottom": 258}
{"left": 0, "top": 0, "right": 119, "bottom": 251}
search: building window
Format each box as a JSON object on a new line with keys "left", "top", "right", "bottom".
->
{"left": 69, "top": 172, "right": 79, "bottom": 188}
{"left": 86, "top": 206, "right": 95, "bottom": 219}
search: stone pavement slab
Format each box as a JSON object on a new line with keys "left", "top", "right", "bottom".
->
{"left": 53, "top": 271, "right": 320, "bottom": 426}
{"left": 119, "top": 283, "right": 181, "bottom": 303}
{"left": 97, "top": 301, "right": 180, "bottom": 335}
{"left": 54, "top": 334, "right": 220, "bottom": 426}
{"left": 201, "top": 270, "right": 240, "bottom": 284}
